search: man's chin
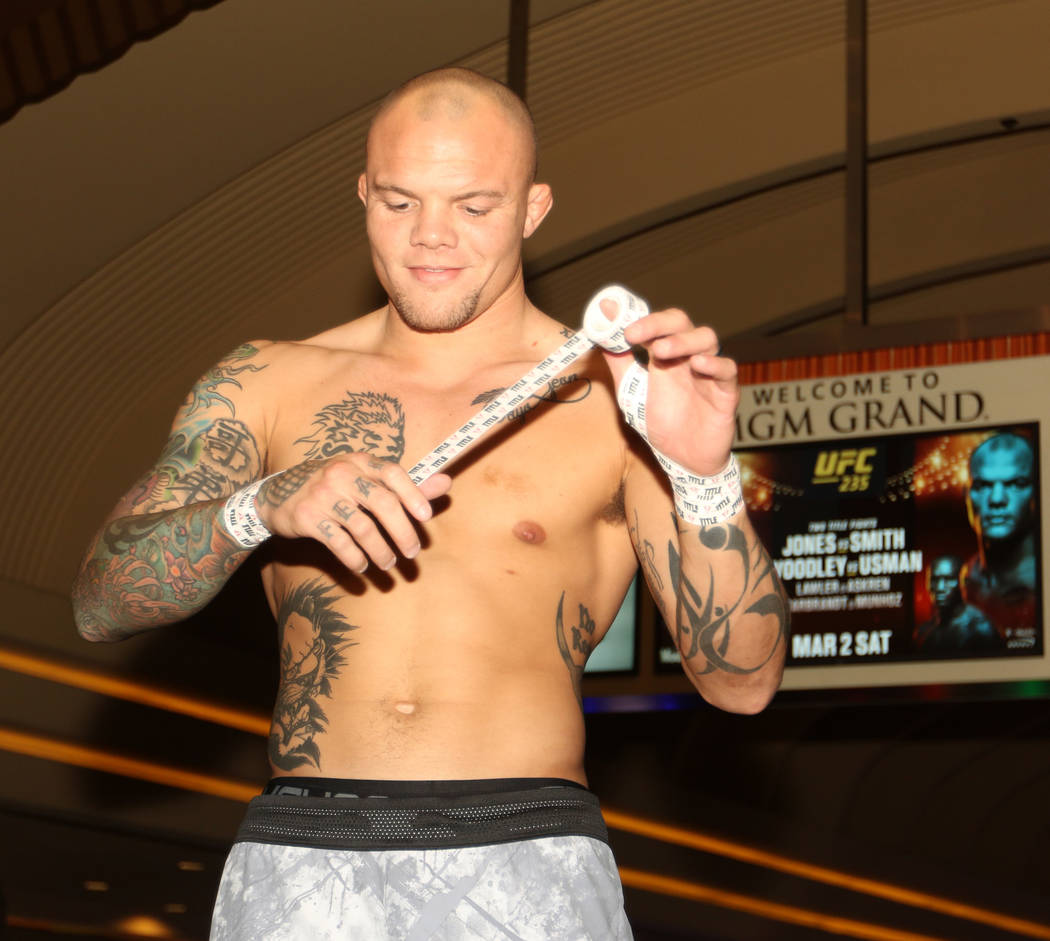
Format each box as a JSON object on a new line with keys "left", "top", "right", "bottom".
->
{"left": 391, "top": 292, "right": 481, "bottom": 333}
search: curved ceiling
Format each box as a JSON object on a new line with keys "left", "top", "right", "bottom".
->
{"left": 2, "top": 0, "right": 1048, "bottom": 592}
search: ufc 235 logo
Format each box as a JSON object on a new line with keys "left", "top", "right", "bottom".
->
{"left": 812, "top": 447, "right": 876, "bottom": 492}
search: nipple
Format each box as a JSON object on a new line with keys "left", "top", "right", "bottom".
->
{"left": 512, "top": 520, "right": 547, "bottom": 545}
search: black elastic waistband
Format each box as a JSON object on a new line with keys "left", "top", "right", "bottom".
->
{"left": 237, "top": 777, "right": 608, "bottom": 852}
{"left": 262, "top": 776, "right": 586, "bottom": 800}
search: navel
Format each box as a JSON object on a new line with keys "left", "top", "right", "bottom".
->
{"left": 393, "top": 701, "right": 417, "bottom": 715}
{"left": 512, "top": 520, "right": 547, "bottom": 545}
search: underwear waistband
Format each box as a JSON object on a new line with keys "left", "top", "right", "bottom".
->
{"left": 237, "top": 777, "right": 609, "bottom": 851}
{"left": 261, "top": 775, "right": 586, "bottom": 799}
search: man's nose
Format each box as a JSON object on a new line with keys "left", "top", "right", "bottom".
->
{"left": 989, "top": 481, "right": 1007, "bottom": 504}
{"left": 411, "top": 205, "right": 456, "bottom": 249}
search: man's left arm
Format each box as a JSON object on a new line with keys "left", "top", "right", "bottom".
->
{"left": 606, "top": 304, "right": 788, "bottom": 713}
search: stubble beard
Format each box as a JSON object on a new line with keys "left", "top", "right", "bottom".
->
{"left": 389, "top": 285, "right": 484, "bottom": 333}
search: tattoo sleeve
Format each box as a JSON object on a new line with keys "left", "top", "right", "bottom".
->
{"left": 73, "top": 346, "right": 269, "bottom": 641}
{"left": 72, "top": 502, "right": 251, "bottom": 641}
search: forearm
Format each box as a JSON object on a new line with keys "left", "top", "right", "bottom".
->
{"left": 670, "top": 509, "right": 788, "bottom": 712}
{"left": 72, "top": 500, "right": 253, "bottom": 642}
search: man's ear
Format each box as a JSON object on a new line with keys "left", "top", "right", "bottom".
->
{"left": 522, "top": 183, "right": 553, "bottom": 239}
{"left": 357, "top": 173, "right": 368, "bottom": 207}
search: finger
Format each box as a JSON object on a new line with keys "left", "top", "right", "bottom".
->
{"left": 336, "top": 503, "right": 401, "bottom": 570}
{"left": 309, "top": 512, "right": 370, "bottom": 573}
{"left": 419, "top": 472, "right": 452, "bottom": 503}
{"left": 686, "top": 351, "right": 738, "bottom": 386}
{"left": 644, "top": 326, "right": 720, "bottom": 363}
{"left": 372, "top": 461, "right": 448, "bottom": 522}
{"left": 622, "top": 308, "right": 693, "bottom": 347}
{"left": 348, "top": 478, "right": 422, "bottom": 562}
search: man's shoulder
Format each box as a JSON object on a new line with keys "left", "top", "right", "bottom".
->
{"left": 234, "top": 315, "right": 383, "bottom": 372}
{"left": 297, "top": 310, "right": 384, "bottom": 352}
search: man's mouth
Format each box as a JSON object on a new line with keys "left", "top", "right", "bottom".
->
{"left": 409, "top": 265, "right": 463, "bottom": 285}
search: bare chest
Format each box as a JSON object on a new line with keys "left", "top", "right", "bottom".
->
{"left": 265, "top": 356, "right": 628, "bottom": 549}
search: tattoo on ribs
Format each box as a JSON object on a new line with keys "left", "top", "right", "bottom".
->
{"left": 555, "top": 592, "right": 597, "bottom": 705}
{"left": 296, "top": 391, "right": 406, "bottom": 461}
{"left": 269, "top": 578, "right": 358, "bottom": 772}
{"left": 668, "top": 524, "right": 788, "bottom": 678}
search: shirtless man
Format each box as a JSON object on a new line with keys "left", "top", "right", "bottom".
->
{"left": 962, "top": 432, "right": 1038, "bottom": 643}
{"left": 72, "top": 68, "right": 787, "bottom": 940}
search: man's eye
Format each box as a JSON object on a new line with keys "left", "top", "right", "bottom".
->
{"left": 463, "top": 206, "right": 489, "bottom": 217}
{"left": 385, "top": 202, "right": 411, "bottom": 212}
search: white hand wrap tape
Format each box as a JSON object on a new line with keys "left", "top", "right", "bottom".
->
{"left": 407, "top": 284, "right": 650, "bottom": 483}
{"left": 222, "top": 477, "right": 273, "bottom": 548}
{"left": 616, "top": 361, "right": 743, "bottom": 526}
{"left": 616, "top": 361, "right": 649, "bottom": 438}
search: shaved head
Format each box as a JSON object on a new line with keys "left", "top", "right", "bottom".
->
{"left": 369, "top": 67, "right": 538, "bottom": 183}
{"left": 359, "top": 66, "right": 553, "bottom": 333}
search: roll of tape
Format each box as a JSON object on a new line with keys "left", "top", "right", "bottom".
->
{"left": 582, "top": 284, "right": 650, "bottom": 353}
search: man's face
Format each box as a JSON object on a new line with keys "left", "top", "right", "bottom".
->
{"left": 359, "top": 93, "right": 550, "bottom": 332}
{"left": 966, "top": 438, "right": 1036, "bottom": 543}
{"left": 928, "top": 558, "right": 961, "bottom": 611}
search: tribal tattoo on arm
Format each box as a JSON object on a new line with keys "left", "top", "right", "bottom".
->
{"left": 183, "top": 344, "right": 265, "bottom": 416}
{"left": 666, "top": 523, "right": 788, "bottom": 680}
{"left": 269, "top": 578, "right": 358, "bottom": 771}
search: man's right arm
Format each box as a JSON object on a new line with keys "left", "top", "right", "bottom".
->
{"left": 72, "top": 343, "right": 273, "bottom": 642}
{"left": 72, "top": 340, "right": 454, "bottom": 643}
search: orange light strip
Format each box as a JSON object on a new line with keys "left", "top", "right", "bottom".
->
{"left": 0, "top": 726, "right": 260, "bottom": 803}
{"left": 0, "top": 644, "right": 270, "bottom": 735}
{"left": 605, "top": 810, "right": 1050, "bottom": 940}
{"left": 7, "top": 913, "right": 190, "bottom": 940}
{"left": 619, "top": 867, "right": 949, "bottom": 941}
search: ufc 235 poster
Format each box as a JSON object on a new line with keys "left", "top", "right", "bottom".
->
{"left": 732, "top": 352, "right": 1046, "bottom": 687}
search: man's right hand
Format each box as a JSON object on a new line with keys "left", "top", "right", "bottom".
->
{"left": 256, "top": 455, "right": 452, "bottom": 573}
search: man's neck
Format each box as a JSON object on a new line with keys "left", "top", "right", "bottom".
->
{"left": 377, "top": 289, "right": 541, "bottom": 384}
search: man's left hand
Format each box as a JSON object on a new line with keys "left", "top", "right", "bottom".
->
{"left": 600, "top": 301, "right": 738, "bottom": 477}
